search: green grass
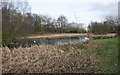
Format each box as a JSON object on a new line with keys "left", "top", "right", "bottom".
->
{"left": 94, "top": 38, "right": 118, "bottom": 45}
{"left": 92, "top": 38, "right": 118, "bottom": 73}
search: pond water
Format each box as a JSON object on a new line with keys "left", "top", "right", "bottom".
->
{"left": 8, "top": 36, "right": 89, "bottom": 48}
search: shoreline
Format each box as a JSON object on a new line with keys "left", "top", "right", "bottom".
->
{"left": 17, "top": 33, "right": 117, "bottom": 40}
{"left": 17, "top": 33, "right": 87, "bottom": 39}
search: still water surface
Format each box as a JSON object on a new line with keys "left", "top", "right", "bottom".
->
{"left": 20, "top": 36, "right": 88, "bottom": 47}
{"left": 9, "top": 36, "right": 89, "bottom": 48}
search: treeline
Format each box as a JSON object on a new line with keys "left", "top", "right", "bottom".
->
{"left": 2, "top": 1, "right": 86, "bottom": 46}
{"left": 33, "top": 15, "right": 86, "bottom": 34}
{"left": 88, "top": 16, "right": 118, "bottom": 34}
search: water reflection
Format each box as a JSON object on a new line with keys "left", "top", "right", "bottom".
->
{"left": 21, "top": 37, "right": 88, "bottom": 46}
{"left": 8, "top": 36, "right": 89, "bottom": 48}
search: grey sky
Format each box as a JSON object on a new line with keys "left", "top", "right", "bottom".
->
{"left": 28, "top": 0, "right": 119, "bottom": 27}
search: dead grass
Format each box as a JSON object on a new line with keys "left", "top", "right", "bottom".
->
{"left": 2, "top": 42, "right": 99, "bottom": 73}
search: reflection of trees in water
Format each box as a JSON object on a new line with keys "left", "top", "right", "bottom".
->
{"left": 8, "top": 36, "right": 88, "bottom": 49}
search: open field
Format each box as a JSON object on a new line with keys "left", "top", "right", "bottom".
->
{"left": 2, "top": 37, "right": 118, "bottom": 73}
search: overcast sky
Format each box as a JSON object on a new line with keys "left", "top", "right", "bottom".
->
{"left": 28, "top": 0, "right": 119, "bottom": 27}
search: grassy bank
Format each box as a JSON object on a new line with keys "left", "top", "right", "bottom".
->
{"left": 91, "top": 38, "right": 118, "bottom": 73}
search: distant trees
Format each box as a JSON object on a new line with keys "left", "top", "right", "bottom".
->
{"left": 34, "top": 19, "right": 41, "bottom": 33}
{"left": 57, "top": 15, "right": 68, "bottom": 33}
{"left": 104, "top": 16, "right": 118, "bottom": 33}
{"left": 88, "top": 16, "right": 118, "bottom": 34}
{"left": 66, "top": 22, "right": 86, "bottom": 33}
{"left": 88, "top": 22, "right": 105, "bottom": 34}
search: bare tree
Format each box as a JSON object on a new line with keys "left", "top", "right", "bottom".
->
{"left": 57, "top": 15, "right": 68, "bottom": 33}
{"left": 2, "top": 0, "right": 31, "bottom": 45}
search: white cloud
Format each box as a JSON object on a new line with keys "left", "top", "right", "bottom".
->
{"left": 28, "top": 0, "right": 119, "bottom": 3}
{"left": 28, "top": 0, "right": 119, "bottom": 27}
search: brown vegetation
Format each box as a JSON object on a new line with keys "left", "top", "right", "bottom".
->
{"left": 2, "top": 42, "right": 99, "bottom": 73}
{"left": 88, "top": 33, "right": 117, "bottom": 39}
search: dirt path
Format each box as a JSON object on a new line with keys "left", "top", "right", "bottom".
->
{"left": 18, "top": 33, "right": 87, "bottom": 39}
{"left": 17, "top": 33, "right": 117, "bottom": 39}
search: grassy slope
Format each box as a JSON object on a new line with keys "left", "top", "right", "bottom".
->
{"left": 93, "top": 38, "right": 118, "bottom": 73}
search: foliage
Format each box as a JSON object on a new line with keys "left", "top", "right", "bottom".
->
{"left": 2, "top": 1, "right": 32, "bottom": 45}
{"left": 34, "top": 19, "right": 41, "bottom": 33}
{"left": 88, "top": 16, "right": 118, "bottom": 34}
{"left": 57, "top": 15, "right": 68, "bottom": 33}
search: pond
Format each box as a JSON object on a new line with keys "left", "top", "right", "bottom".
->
{"left": 8, "top": 36, "right": 89, "bottom": 48}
